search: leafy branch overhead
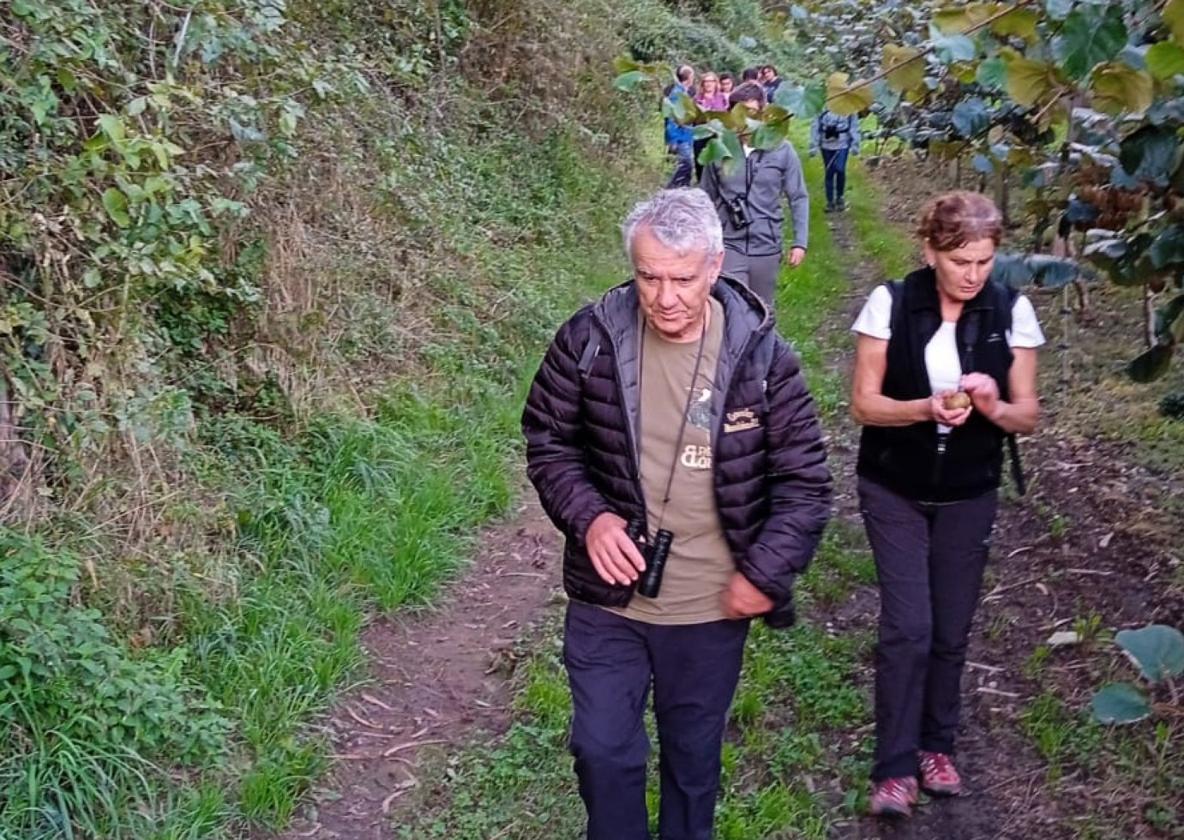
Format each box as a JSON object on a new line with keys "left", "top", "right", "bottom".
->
{"left": 774, "top": 0, "right": 1184, "bottom": 380}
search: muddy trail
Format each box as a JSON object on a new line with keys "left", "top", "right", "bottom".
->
{"left": 271, "top": 491, "right": 562, "bottom": 840}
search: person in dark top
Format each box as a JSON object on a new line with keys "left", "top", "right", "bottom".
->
{"left": 523, "top": 187, "right": 831, "bottom": 840}
{"left": 719, "top": 72, "right": 735, "bottom": 97}
{"left": 850, "top": 191, "right": 1044, "bottom": 817}
{"left": 760, "top": 64, "right": 783, "bottom": 100}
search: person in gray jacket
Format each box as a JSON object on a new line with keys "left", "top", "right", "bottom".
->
{"left": 700, "top": 82, "right": 809, "bottom": 308}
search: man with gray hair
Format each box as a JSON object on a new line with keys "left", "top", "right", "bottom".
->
{"left": 523, "top": 188, "right": 832, "bottom": 839}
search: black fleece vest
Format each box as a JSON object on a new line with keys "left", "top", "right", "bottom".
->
{"left": 857, "top": 268, "right": 1016, "bottom": 502}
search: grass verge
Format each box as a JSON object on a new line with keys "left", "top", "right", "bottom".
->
{"left": 0, "top": 123, "right": 646, "bottom": 838}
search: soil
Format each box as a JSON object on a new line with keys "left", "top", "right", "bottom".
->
{"left": 271, "top": 490, "right": 562, "bottom": 840}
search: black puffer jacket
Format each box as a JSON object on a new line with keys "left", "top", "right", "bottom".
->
{"left": 522, "top": 277, "right": 832, "bottom": 627}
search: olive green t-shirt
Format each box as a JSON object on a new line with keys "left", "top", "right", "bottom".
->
{"left": 608, "top": 298, "right": 735, "bottom": 625}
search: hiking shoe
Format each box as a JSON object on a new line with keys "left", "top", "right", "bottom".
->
{"left": 918, "top": 750, "right": 962, "bottom": 796}
{"left": 836, "top": 198, "right": 847, "bottom": 211}
{"left": 824, "top": 202, "right": 836, "bottom": 213}
{"left": 869, "top": 776, "right": 918, "bottom": 817}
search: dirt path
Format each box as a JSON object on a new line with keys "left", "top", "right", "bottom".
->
{"left": 273, "top": 491, "right": 562, "bottom": 840}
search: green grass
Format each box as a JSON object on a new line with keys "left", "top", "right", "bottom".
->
{"left": 1, "top": 114, "right": 647, "bottom": 838}
{"left": 775, "top": 127, "right": 849, "bottom": 419}
{"left": 844, "top": 162, "right": 918, "bottom": 282}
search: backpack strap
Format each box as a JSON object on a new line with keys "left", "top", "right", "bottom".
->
{"left": 992, "top": 281, "right": 1026, "bottom": 496}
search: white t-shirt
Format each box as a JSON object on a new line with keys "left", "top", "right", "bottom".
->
{"left": 851, "top": 284, "right": 1045, "bottom": 431}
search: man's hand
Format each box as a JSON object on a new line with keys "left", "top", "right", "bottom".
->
{"left": 721, "top": 573, "right": 774, "bottom": 619}
{"left": 787, "top": 246, "right": 806, "bottom": 268}
{"left": 930, "top": 390, "right": 972, "bottom": 427}
{"left": 585, "top": 512, "right": 646, "bottom": 586}
{"left": 961, "top": 372, "right": 1002, "bottom": 422}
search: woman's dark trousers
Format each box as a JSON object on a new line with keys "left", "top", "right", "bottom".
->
{"left": 857, "top": 477, "right": 999, "bottom": 781}
{"left": 563, "top": 601, "right": 749, "bottom": 840}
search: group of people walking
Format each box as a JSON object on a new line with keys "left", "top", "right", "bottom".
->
{"left": 662, "top": 62, "right": 861, "bottom": 315}
{"left": 522, "top": 168, "right": 1044, "bottom": 834}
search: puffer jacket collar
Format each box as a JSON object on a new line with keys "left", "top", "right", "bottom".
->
{"left": 591, "top": 275, "right": 771, "bottom": 464}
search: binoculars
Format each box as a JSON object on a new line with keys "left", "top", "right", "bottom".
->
{"left": 724, "top": 195, "right": 750, "bottom": 229}
{"left": 626, "top": 520, "right": 673, "bottom": 599}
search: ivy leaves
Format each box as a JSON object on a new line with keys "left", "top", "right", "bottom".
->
{"left": 1052, "top": 6, "right": 1127, "bottom": 81}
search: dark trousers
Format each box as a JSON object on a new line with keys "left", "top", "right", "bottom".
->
{"left": 857, "top": 477, "right": 998, "bottom": 781}
{"left": 693, "top": 137, "right": 709, "bottom": 183}
{"left": 667, "top": 142, "right": 693, "bottom": 188}
{"left": 820, "top": 147, "right": 849, "bottom": 205}
{"left": 563, "top": 601, "right": 749, "bottom": 840}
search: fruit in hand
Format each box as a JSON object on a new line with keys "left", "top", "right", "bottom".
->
{"left": 943, "top": 392, "right": 972, "bottom": 410}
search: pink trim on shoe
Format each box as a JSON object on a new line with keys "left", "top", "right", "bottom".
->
{"left": 869, "top": 776, "right": 919, "bottom": 817}
{"left": 918, "top": 750, "right": 963, "bottom": 796}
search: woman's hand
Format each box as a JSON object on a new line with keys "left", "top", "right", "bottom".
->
{"left": 930, "top": 391, "right": 973, "bottom": 427}
{"left": 961, "top": 372, "right": 1002, "bottom": 421}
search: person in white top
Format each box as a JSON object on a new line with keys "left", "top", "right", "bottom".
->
{"left": 849, "top": 191, "right": 1044, "bottom": 818}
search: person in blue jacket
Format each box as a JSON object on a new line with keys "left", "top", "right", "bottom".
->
{"left": 809, "top": 109, "right": 861, "bottom": 212}
{"left": 665, "top": 65, "right": 695, "bottom": 188}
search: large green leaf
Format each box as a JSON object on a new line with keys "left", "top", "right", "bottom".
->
{"left": 613, "top": 71, "right": 645, "bottom": 92}
{"left": 991, "top": 8, "right": 1039, "bottom": 43}
{"left": 1053, "top": 7, "right": 1128, "bottom": 81}
{"left": 1090, "top": 64, "right": 1154, "bottom": 116}
{"left": 698, "top": 136, "right": 730, "bottom": 167}
{"left": 1082, "top": 236, "right": 1129, "bottom": 272}
{"left": 932, "top": 31, "right": 977, "bottom": 64}
{"left": 719, "top": 129, "right": 746, "bottom": 176}
{"left": 661, "top": 91, "right": 700, "bottom": 124}
{"left": 1119, "top": 126, "right": 1181, "bottom": 186}
{"left": 1091, "top": 683, "right": 1152, "bottom": 724}
{"left": 1156, "top": 294, "right": 1184, "bottom": 344}
{"left": 101, "top": 188, "right": 130, "bottom": 228}
{"left": 612, "top": 56, "right": 639, "bottom": 74}
{"left": 97, "top": 113, "right": 126, "bottom": 147}
{"left": 1150, "top": 225, "right": 1184, "bottom": 269}
{"left": 752, "top": 123, "right": 787, "bottom": 151}
{"left": 1027, "top": 254, "right": 1082, "bottom": 288}
{"left": 1005, "top": 57, "right": 1060, "bottom": 107}
{"left": 774, "top": 82, "right": 826, "bottom": 119}
{"left": 932, "top": 3, "right": 994, "bottom": 35}
{"left": 1166, "top": 0, "right": 1184, "bottom": 46}
{"left": 1147, "top": 42, "right": 1184, "bottom": 80}
{"left": 1128, "top": 343, "right": 1174, "bottom": 382}
{"left": 977, "top": 56, "right": 1008, "bottom": 90}
{"left": 883, "top": 44, "right": 926, "bottom": 92}
{"left": 952, "top": 97, "right": 990, "bottom": 138}
{"left": 1116, "top": 625, "right": 1184, "bottom": 682}
{"left": 826, "top": 72, "right": 875, "bottom": 117}
{"left": 1045, "top": 0, "right": 1074, "bottom": 21}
